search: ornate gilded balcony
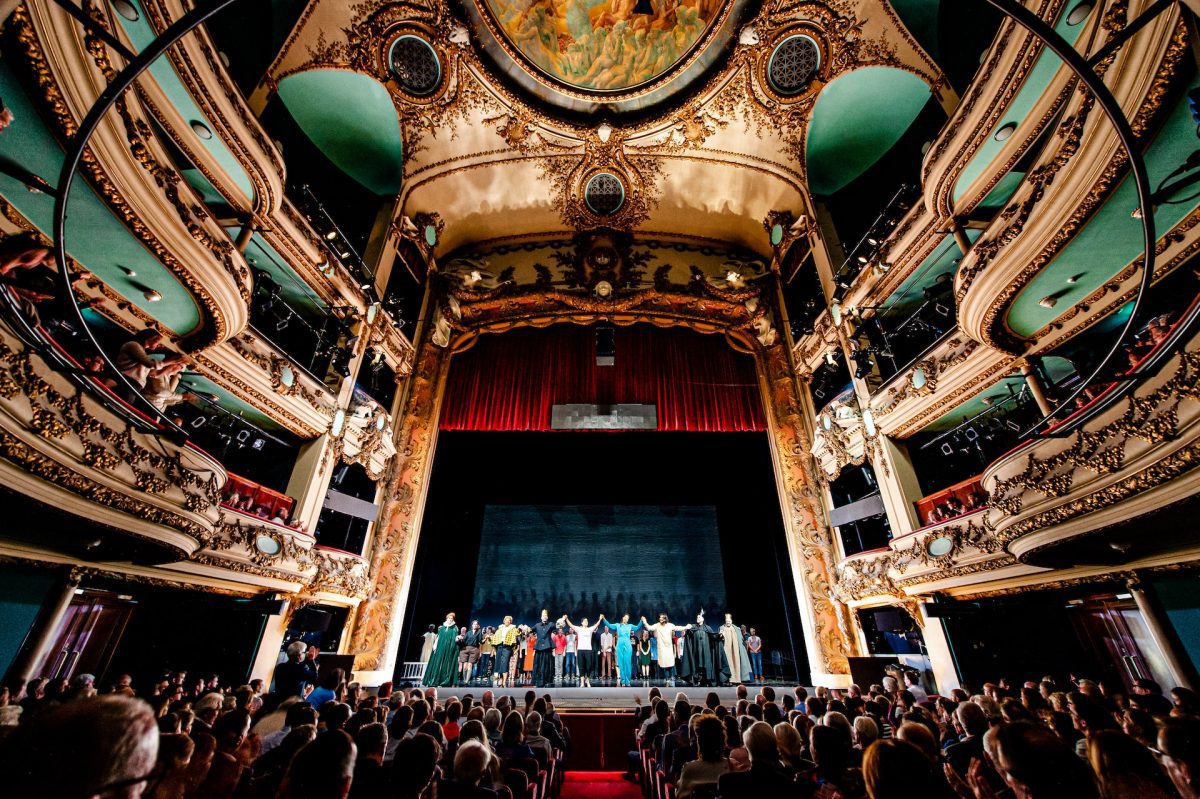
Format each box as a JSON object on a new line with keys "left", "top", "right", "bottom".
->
{"left": 0, "top": 315, "right": 224, "bottom": 561}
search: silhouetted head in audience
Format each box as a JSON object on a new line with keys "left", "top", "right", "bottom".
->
{"left": 392, "top": 733, "right": 441, "bottom": 798}
{"left": 454, "top": 740, "right": 492, "bottom": 786}
{"left": 1161, "top": 716, "right": 1200, "bottom": 799}
{"left": 1, "top": 694, "right": 158, "bottom": 798}
{"left": 994, "top": 720, "right": 1100, "bottom": 799}
{"left": 864, "top": 739, "right": 941, "bottom": 799}
{"left": 280, "top": 728, "right": 355, "bottom": 799}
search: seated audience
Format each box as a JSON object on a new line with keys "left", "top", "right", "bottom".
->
{"left": 717, "top": 720, "right": 800, "bottom": 798}
{"left": 678, "top": 715, "right": 732, "bottom": 798}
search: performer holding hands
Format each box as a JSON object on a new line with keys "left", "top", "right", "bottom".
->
{"left": 643, "top": 613, "right": 692, "bottom": 687}
{"left": 603, "top": 613, "right": 644, "bottom": 687}
{"left": 560, "top": 613, "right": 603, "bottom": 688}
{"left": 490, "top": 615, "right": 519, "bottom": 688}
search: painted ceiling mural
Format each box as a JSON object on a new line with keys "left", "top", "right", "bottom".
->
{"left": 478, "top": 0, "right": 728, "bottom": 93}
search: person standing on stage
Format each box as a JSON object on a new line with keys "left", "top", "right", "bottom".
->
{"left": 532, "top": 610, "right": 557, "bottom": 688}
{"left": 746, "top": 628, "right": 764, "bottom": 682}
{"left": 419, "top": 624, "right": 437, "bottom": 664}
{"left": 599, "top": 625, "right": 614, "bottom": 682}
{"left": 521, "top": 626, "right": 536, "bottom": 685}
{"left": 552, "top": 624, "right": 567, "bottom": 685}
{"left": 479, "top": 626, "right": 495, "bottom": 681}
{"left": 605, "top": 613, "right": 644, "bottom": 687}
{"left": 564, "top": 627, "right": 578, "bottom": 684}
{"left": 720, "top": 613, "right": 753, "bottom": 686}
{"left": 643, "top": 613, "right": 692, "bottom": 688}
{"left": 637, "top": 630, "right": 653, "bottom": 684}
{"left": 561, "top": 614, "right": 604, "bottom": 688}
{"left": 424, "top": 613, "right": 461, "bottom": 687}
{"left": 459, "top": 620, "right": 484, "bottom": 686}
{"left": 491, "top": 616, "right": 518, "bottom": 688}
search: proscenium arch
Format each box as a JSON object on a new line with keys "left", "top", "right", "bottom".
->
{"left": 344, "top": 295, "right": 858, "bottom": 687}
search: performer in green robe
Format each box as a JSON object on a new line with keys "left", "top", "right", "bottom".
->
{"left": 423, "top": 612, "right": 461, "bottom": 687}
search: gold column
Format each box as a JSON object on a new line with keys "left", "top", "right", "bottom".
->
{"left": 763, "top": 268, "right": 857, "bottom": 685}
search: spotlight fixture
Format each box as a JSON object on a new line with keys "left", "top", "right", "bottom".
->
{"left": 1066, "top": 273, "right": 1084, "bottom": 284}
{"left": 190, "top": 415, "right": 208, "bottom": 428}
{"left": 963, "top": 427, "right": 979, "bottom": 442}
{"left": 275, "top": 315, "right": 290, "bottom": 332}
{"left": 325, "top": 230, "right": 339, "bottom": 241}
{"left": 251, "top": 437, "right": 266, "bottom": 450}
{"left": 1038, "top": 295, "right": 1058, "bottom": 309}
{"left": 940, "top": 442, "right": 954, "bottom": 456}
{"left": 993, "top": 122, "right": 1017, "bottom": 142}
{"left": 190, "top": 120, "right": 213, "bottom": 140}
{"left": 143, "top": 289, "right": 162, "bottom": 302}
{"left": 121, "top": 266, "right": 137, "bottom": 277}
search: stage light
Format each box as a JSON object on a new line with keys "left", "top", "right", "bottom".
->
{"left": 964, "top": 427, "right": 979, "bottom": 442}
{"left": 856, "top": 254, "right": 869, "bottom": 265}
{"left": 236, "top": 430, "right": 251, "bottom": 443}
{"left": 940, "top": 442, "right": 954, "bottom": 456}
{"left": 1005, "top": 419, "right": 1021, "bottom": 431}
{"left": 325, "top": 230, "right": 338, "bottom": 241}
{"left": 276, "top": 315, "right": 290, "bottom": 332}
{"left": 190, "top": 415, "right": 208, "bottom": 428}
{"left": 251, "top": 437, "right": 266, "bottom": 450}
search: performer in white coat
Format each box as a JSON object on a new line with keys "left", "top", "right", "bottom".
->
{"left": 720, "top": 613, "right": 754, "bottom": 685}
{"left": 642, "top": 613, "right": 692, "bottom": 687}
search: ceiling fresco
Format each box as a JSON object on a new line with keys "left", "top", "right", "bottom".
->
{"left": 477, "top": 0, "right": 729, "bottom": 93}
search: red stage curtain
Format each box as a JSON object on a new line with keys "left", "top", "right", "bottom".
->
{"left": 440, "top": 326, "right": 766, "bottom": 432}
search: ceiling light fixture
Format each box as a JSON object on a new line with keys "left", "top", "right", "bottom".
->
{"left": 143, "top": 289, "right": 162, "bottom": 302}
{"left": 1038, "top": 295, "right": 1058, "bottom": 309}
{"left": 121, "top": 266, "right": 137, "bottom": 277}
{"left": 993, "top": 122, "right": 1017, "bottom": 142}
{"left": 325, "top": 230, "right": 338, "bottom": 241}
{"left": 190, "top": 120, "right": 213, "bottom": 139}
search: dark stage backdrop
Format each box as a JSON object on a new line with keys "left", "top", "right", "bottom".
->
{"left": 471, "top": 505, "right": 726, "bottom": 625}
{"left": 400, "top": 432, "right": 807, "bottom": 681}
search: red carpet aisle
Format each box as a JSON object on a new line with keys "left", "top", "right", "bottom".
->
{"left": 560, "top": 772, "right": 642, "bottom": 799}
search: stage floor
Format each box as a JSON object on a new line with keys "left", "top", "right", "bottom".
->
{"left": 415, "top": 683, "right": 796, "bottom": 710}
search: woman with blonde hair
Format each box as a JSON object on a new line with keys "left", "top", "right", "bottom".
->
{"left": 773, "top": 720, "right": 809, "bottom": 772}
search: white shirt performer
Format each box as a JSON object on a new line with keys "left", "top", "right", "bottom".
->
{"left": 643, "top": 613, "right": 692, "bottom": 687}
{"left": 561, "top": 614, "right": 604, "bottom": 688}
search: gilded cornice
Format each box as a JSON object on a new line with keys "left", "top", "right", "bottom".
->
{"left": 0, "top": 328, "right": 224, "bottom": 547}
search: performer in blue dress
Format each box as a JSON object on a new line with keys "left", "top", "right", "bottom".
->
{"left": 603, "top": 613, "right": 644, "bottom": 687}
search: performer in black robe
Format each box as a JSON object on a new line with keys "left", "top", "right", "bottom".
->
{"left": 678, "top": 612, "right": 730, "bottom": 686}
{"left": 532, "top": 609, "right": 557, "bottom": 687}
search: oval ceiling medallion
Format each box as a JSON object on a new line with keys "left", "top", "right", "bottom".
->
{"left": 463, "top": 0, "right": 750, "bottom": 115}
{"left": 388, "top": 34, "right": 442, "bottom": 96}
{"left": 584, "top": 172, "right": 626, "bottom": 216}
{"left": 767, "top": 34, "right": 821, "bottom": 96}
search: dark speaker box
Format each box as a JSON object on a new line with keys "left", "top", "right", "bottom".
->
{"left": 294, "top": 607, "right": 332, "bottom": 632}
{"left": 847, "top": 655, "right": 899, "bottom": 689}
